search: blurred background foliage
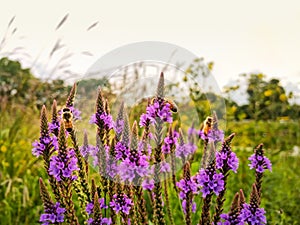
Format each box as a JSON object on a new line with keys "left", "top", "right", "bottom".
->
{"left": 0, "top": 54, "right": 300, "bottom": 225}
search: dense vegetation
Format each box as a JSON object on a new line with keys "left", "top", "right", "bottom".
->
{"left": 0, "top": 57, "right": 300, "bottom": 224}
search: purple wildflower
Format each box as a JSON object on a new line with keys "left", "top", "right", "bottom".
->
{"left": 239, "top": 203, "right": 266, "bottom": 225}
{"left": 48, "top": 120, "right": 60, "bottom": 134}
{"left": 160, "top": 161, "right": 171, "bottom": 173}
{"left": 216, "top": 144, "right": 239, "bottom": 173}
{"left": 49, "top": 149, "right": 79, "bottom": 181}
{"left": 194, "top": 166, "right": 225, "bottom": 198}
{"left": 207, "top": 129, "right": 224, "bottom": 142}
{"left": 139, "top": 98, "right": 173, "bottom": 127}
{"left": 176, "top": 172, "right": 198, "bottom": 215}
{"left": 142, "top": 178, "right": 155, "bottom": 190}
{"left": 90, "top": 112, "right": 113, "bottom": 130}
{"left": 119, "top": 154, "right": 149, "bottom": 182}
{"left": 32, "top": 136, "right": 58, "bottom": 157}
{"left": 115, "top": 142, "right": 130, "bottom": 161}
{"left": 80, "top": 144, "right": 95, "bottom": 158}
{"left": 39, "top": 202, "right": 65, "bottom": 225}
{"left": 175, "top": 143, "right": 197, "bottom": 159}
{"left": 217, "top": 213, "right": 243, "bottom": 225}
{"left": 248, "top": 154, "right": 272, "bottom": 173}
{"left": 162, "top": 130, "right": 179, "bottom": 154}
{"left": 182, "top": 199, "right": 197, "bottom": 214}
{"left": 114, "top": 119, "right": 124, "bottom": 134}
{"left": 110, "top": 193, "right": 133, "bottom": 215}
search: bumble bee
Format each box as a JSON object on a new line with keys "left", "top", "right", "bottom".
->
{"left": 202, "top": 116, "right": 213, "bottom": 136}
{"left": 164, "top": 98, "right": 178, "bottom": 113}
{"left": 150, "top": 97, "right": 178, "bottom": 113}
{"left": 62, "top": 107, "right": 73, "bottom": 132}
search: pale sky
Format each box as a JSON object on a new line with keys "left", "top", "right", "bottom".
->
{"left": 1, "top": 0, "right": 300, "bottom": 93}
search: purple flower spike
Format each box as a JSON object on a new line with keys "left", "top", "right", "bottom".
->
{"left": 175, "top": 143, "right": 197, "bottom": 159}
{"left": 142, "top": 178, "right": 155, "bottom": 190}
{"left": 39, "top": 202, "right": 65, "bottom": 225}
{"left": 110, "top": 193, "right": 133, "bottom": 215}
{"left": 90, "top": 112, "right": 113, "bottom": 130}
{"left": 217, "top": 213, "right": 243, "bottom": 225}
{"left": 49, "top": 149, "right": 79, "bottom": 181}
{"left": 32, "top": 136, "right": 58, "bottom": 157}
{"left": 162, "top": 130, "right": 179, "bottom": 154}
{"left": 248, "top": 149, "right": 272, "bottom": 173}
{"left": 194, "top": 166, "right": 225, "bottom": 198}
{"left": 139, "top": 98, "right": 173, "bottom": 127}
{"left": 239, "top": 203, "right": 267, "bottom": 225}
{"left": 216, "top": 143, "right": 239, "bottom": 173}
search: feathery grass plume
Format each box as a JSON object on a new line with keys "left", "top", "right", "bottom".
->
{"left": 66, "top": 82, "right": 77, "bottom": 107}
{"left": 213, "top": 133, "right": 239, "bottom": 223}
{"left": 54, "top": 121, "right": 79, "bottom": 225}
{"left": 249, "top": 143, "right": 272, "bottom": 202}
{"left": 49, "top": 99, "right": 60, "bottom": 136}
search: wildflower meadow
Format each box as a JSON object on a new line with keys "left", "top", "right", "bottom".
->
{"left": 31, "top": 73, "right": 272, "bottom": 225}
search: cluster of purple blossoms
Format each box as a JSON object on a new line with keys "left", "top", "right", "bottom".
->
{"left": 217, "top": 213, "right": 244, "bottom": 225}
{"left": 110, "top": 193, "right": 133, "bottom": 215}
{"left": 80, "top": 144, "right": 96, "bottom": 158}
{"left": 198, "top": 129, "right": 224, "bottom": 143}
{"left": 119, "top": 153, "right": 149, "bottom": 182}
{"left": 139, "top": 98, "right": 173, "bottom": 127}
{"left": 48, "top": 149, "right": 79, "bottom": 181}
{"left": 32, "top": 135, "right": 58, "bottom": 157}
{"left": 248, "top": 154, "right": 272, "bottom": 173}
{"left": 115, "top": 142, "right": 130, "bottom": 161}
{"left": 48, "top": 120, "right": 60, "bottom": 134}
{"left": 216, "top": 146, "right": 239, "bottom": 173}
{"left": 176, "top": 178, "right": 198, "bottom": 214}
{"left": 175, "top": 143, "right": 197, "bottom": 160}
{"left": 194, "top": 167, "right": 225, "bottom": 198}
{"left": 239, "top": 203, "right": 267, "bottom": 225}
{"left": 90, "top": 112, "right": 113, "bottom": 129}
{"left": 162, "top": 130, "right": 179, "bottom": 154}
{"left": 39, "top": 202, "right": 65, "bottom": 225}
{"left": 142, "top": 178, "right": 155, "bottom": 190}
